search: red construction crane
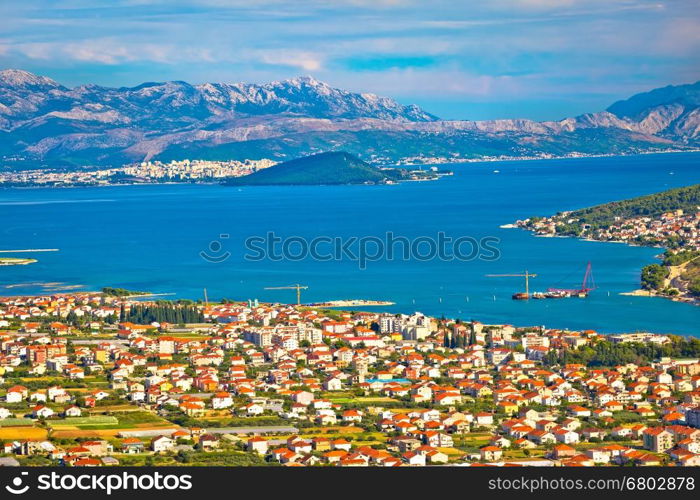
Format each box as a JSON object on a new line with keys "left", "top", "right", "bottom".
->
{"left": 547, "top": 261, "right": 595, "bottom": 297}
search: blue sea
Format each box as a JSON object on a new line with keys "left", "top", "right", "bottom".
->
{"left": 2, "top": 152, "right": 700, "bottom": 335}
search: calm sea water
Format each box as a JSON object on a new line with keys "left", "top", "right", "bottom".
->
{"left": 2, "top": 152, "right": 700, "bottom": 335}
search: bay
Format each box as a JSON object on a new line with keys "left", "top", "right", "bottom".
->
{"left": 1, "top": 152, "right": 700, "bottom": 335}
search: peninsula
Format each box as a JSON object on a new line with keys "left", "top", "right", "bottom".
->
{"left": 516, "top": 184, "right": 700, "bottom": 304}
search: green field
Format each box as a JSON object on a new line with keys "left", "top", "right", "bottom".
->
{"left": 0, "top": 418, "right": 34, "bottom": 427}
{"left": 49, "top": 416, "right": 119, "bottom": 428}
{"left": 48, "top": 411, "right": 171, "bottom": 430}
{"left": 116, "top": 411, "right": 168, "bottom": 426}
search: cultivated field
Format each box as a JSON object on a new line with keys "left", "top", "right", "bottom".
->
{"left": 0, "top": 426, "right": 48, "bottom": 440}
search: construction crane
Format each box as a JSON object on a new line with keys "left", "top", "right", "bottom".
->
{"left": 548, "top": 261, "right": 595, "bottom": 297}
{"left": 264, "top": 284, "right": 308, "bottom": 305}
{"left": 486, "top": 270, "right": 537, "bottom": 300}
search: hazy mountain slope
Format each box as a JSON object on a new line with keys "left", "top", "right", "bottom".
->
{"left": 606, "top": 81, "right": 700, "bottom": 142}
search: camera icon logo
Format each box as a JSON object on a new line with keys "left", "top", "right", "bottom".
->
{"left": 200, "top": 234, "right": 231, "bottom": 263}
{"left": 5, "top": 472, "right": 29, "bottom": 495}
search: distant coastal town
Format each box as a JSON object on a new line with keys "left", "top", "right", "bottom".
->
{"left": 0, "top": 158, "right": 278, "bottom": 187}
{"left": 4, "top": 149, "right": 697, "bottom": 188}
{"left": 0, "top": 153, "right": 451, "bottom": 187}
{"left": 0, "top": 289, "right": 698, "bottom": 467}
{"left": 516, "top": 184, "right": 700, "bottom": 305}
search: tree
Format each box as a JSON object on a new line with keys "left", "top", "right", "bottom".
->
{"left": 641, "top": 263, "right": 668, "bottom": 290}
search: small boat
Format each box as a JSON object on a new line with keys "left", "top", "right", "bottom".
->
{"left": 512, "top": 292, "right": 529, "bottom": 300}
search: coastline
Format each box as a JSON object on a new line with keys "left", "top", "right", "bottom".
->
{"left": 620, "top": 289, "right": 655, "bottom": 297}
{"left": 395, "top": 147, "right": 700, "bottom": 167}
{"left": 306, "top": 300, "right": 396, "bottom": 308}
{"left": 620, "top": 288, "right": 700, "bottom": 306}
{"left": 3, "top": 150, "right": 699, "bottom": 189}
{"left": 3, "top": 153, "right": 699, "bottom": 336}
{"left": 0, "top": 283, "right": 694, "bottom": 335}
{"left": 516, "top": 231, "right": 699, "bottom": 307}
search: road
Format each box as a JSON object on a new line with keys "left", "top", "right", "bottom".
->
{"left": 204, "top": 426, "right": 298, "bottom": 435}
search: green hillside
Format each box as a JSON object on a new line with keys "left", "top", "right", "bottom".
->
{"left": 555, "top": 183, "right": 700, "bottom": 235}
{"left": 223, "top": 151, "right": 403, "bottom": 186}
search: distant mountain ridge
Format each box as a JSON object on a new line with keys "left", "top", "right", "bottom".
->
{"left": 0, "top": 69, "right": 698, "bottom": 168}
{"left": 0, "top": 70, "right": 435, "bottom": 129}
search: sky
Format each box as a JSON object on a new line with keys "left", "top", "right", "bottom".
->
{"left": 1, "top": 0, "right": 699, "bottom": 121}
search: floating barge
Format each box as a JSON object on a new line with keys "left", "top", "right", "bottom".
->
{"left": 532, "top": 262, "right": 595, "bottom": 299}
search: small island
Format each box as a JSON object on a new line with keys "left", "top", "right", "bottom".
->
{"left": 0, "top": 257, "right": 37, "bottom": 266}
{"left": 222, "top": 151, "right": 446, "bottom": 186}
{"left": 101, "top": 287, "right": 148, "bottom": 297}
{"left": 515, "top": 184, "right": 700, "bottom": 304}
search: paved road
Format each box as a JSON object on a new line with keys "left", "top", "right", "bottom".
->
{"left": 72, "top": 339, "right": 129, "bottom": 346}
{"left": 171, "top": 392, "right": 214, "bottom": 399}
{"left": 204, "top": 426, "right": 298, "bottom": 435}
{"left": 118, "top": 428, "right": 180, "bottom": 438}
{"left": 118, "top": 426, "right": 298, "bottom": 438}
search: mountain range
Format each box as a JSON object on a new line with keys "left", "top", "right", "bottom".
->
{"left": 1, "top": 69, "right": 699, "bottom": 169}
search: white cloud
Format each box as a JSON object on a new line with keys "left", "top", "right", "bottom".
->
{"left": 330, "top": 66, "right": 521, "bottom": 98}
{"left": 258, "top": 50, "right": 323, "bottom": 71}
{"left": 65, "top": 42, "right": 132, "bottom": 64}
{"left": 10, "top": 39, "right": 217, "bottom": 65}
{"left": 1, "top": 0, "right": 697, "bottom": 115}
{"left": 510, "top": 0, "right": 576, "bottom": 7}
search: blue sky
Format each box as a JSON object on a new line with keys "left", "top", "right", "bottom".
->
{"left": 1, "top": 0, "right": 699, "bottom": 120}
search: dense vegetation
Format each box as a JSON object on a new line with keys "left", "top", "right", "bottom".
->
{"left": 102, "top": 287, "right": 145, "bottom": 297}
{"left": 223, "top": 151, "right": 413, "bottom": 186}
{"left": 640, "top": 263, "right": 670, "bottom": 291}
{"left": 544, "top": 336, "right": 700, "bottom": 367}
{"left": 124, "top": 302, "right": 204, "bottom": 324}
{"left": 663, "top": 249, "right": 700, "bottom": 266}
{"left": 641, "top": 250, "right": 700, "bottom": 296}
{"left": 663, "top": 250, "right": 700, "bottom": 297}
{"left": 172, "top": 450, "right": 271, "bottom": 466}
{"left": 553, "top": 183, "right": 700, "bottom": 236}
{"left": 682, "top": 259, "right": 700, "bottom": 297}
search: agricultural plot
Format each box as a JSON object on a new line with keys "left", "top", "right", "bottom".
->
{"left": 49, "top": 415, "right": 119, "bottom": 428}
{"left": 114, "top": 411, "right": 169, "bottom": 427}
{"left": 328, "top": 396, "right": 395, "bottom": 405}
{"left": 0, "top": 426, "right": 48, "bottom": 440}
{"left": 0, "top": 418, "right": 34, "bottom": 427}
{"left": 49, "top": 411, "right": 178, "bottom": 439}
